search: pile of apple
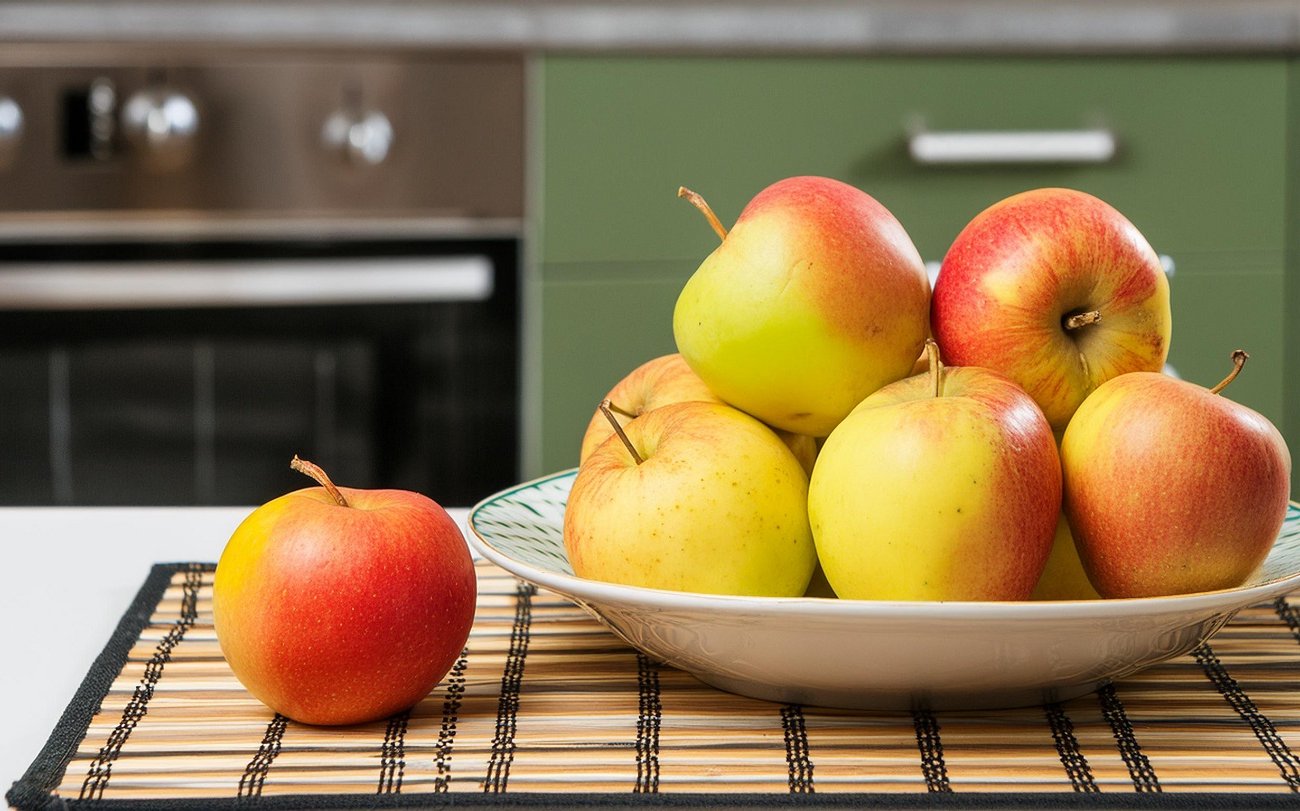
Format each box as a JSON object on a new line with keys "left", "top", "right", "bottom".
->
{"left": 563, "top": 176, "right": 1293, "bottom": 602}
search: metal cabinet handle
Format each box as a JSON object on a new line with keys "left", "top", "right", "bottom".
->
{"left": 0, "top": 255, "right": 493, "bottom": 310}
{"left": 908, "top": 128, "right": 1117, "bottom": 165}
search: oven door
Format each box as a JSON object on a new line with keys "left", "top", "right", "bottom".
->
{"left": 0, "top": 238, "right": 520, "bottom": 506}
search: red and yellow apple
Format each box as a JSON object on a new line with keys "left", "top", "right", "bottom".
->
{"left": 673, "top": 176, "right": 930, "bottom": 437}
{"left": 1061, "top": 351, "right": 1291, "bottom": 598}
{"left": 213, "top": 457, "right": 476, "bottom": 726}
{"left": 931, "top": 187, "right": 1171, "bottom": 432}
{"left": 808, "top": 343, "right": 1061, "bottom": 601}
{"left": 579, "top": 352, "right": 817, "bottom": 474}
{"left": 565, "top": 400, "right": 816, "bottom": 597}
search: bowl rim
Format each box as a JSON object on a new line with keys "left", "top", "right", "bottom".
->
{"left": 467, "top": 468, "right": 1300, "bottom": 623}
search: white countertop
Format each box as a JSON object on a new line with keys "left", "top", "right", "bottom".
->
{"left": 0, "top": 505, "right": 472, "bottom": 801}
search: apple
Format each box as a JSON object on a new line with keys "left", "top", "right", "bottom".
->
{"left": 579, "top": 352, "right": 817, "bottom": 475}
{"left": 564, "top": 400, "right": 816, "bottom": 596}
{"left": 1060, "top": 351, "right": 1291, "bottom": 598}
{"left": 579, "top": 353, "right": 720, "bottom": 462}
{"left": 672, "top": 177, "right": 930, "bottom": 437}
{"left": 808, "top": 342, "right": 1060, "bottom": 601}
{"left": 213, "top": 457, "right": 476, "bottom": 726}
{"left": 1029, "top": 514, "right": 1102, "bottom": 601}
{"left": 931, "top": 187, "right": 1171, "bottom": 432}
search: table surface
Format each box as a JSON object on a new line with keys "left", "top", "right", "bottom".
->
{"left": 0, "top": 505, "right": 472, "bottom": 798}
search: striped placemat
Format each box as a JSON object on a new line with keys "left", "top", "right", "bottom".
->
{"left": 8, "top": 562, "right": 1300, "bottom": 809}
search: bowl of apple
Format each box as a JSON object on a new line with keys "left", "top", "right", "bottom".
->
{"left": 467, "top": 177, "right": 1299, "bottom": 710}
{"left": 468, "top": 470, "right": 1300, "bottom": 711}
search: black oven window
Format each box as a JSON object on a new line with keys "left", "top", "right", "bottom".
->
{"left": 0, "top": 239, "right": 520, "bottom": 507}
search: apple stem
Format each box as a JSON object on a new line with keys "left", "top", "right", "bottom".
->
{"left": 1209, "top": 349, "right": 1249, "bottom": 395}
{"left": 606, "top": 400, "right": 639, "bottom": 419}
{"left": 925, "top": 339, "right": 943, "bottom": 398}
{"left": 678, "top": 186, "right": 729, "bottom": 242}
{"left": 599, "top": 399, "right": 644, "bottom": 464}
{"left": 290, "top": 455, "right": 350, "bottom": 507}
{"left": 1064, "top": 310, "right": 1102, "bottom": 331}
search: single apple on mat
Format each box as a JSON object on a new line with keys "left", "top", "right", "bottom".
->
{"left": 565, "top": 400, "right": 816, "bottom": 597}
{"left": 213, "top": 457, "right": 476, "bottom": 726}
{"left": 1061, "top": 350, "right": 1291, "bottom": 598}
{"left": 579, "top": 352, "right": 816, "bottom": 474}
{"left": 932, "top": 187, "right": 1171, "bottom": 432}
{"left": 809, "top": 342, "right": 1061, "bottom": 601}
{"left": 673, "top": 176, "right": 930, "bottom": 437}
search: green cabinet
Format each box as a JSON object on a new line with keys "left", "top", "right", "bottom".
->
{"left": 532, "top": 55, "right": 1289, "bottom": 486}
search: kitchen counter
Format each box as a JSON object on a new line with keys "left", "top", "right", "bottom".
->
{"left": 0, "top": 505, "right": 472, "bottom": 800}
{"left": 0, "top": 0, "right": 1299, "bottom": 54}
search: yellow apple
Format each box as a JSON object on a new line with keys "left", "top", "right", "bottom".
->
{"left": 808, "top": 344, "right": 1060, "bottom": 601}
{"left": 673, "top": 176, "right": 930, "bottom": 437}
{"left": 1029, "top": 514, "right": 1102, "bottom": 601}
{"left": 564, "top": 400, "right": 815, "bottom": 596}
{"left": 579, "top": 352, "right": 816, "bottom": 475}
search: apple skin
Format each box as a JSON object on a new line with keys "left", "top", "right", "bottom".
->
{"left": 1060, "top": 368, "right": 1291, "bottom": 598}
{"left": 565, "top": 401, "right": 816, "bottom": 597}
{"left": 213, "top": 486, "right": 476, "bottom": 726}
{"left": 931, "top": 188, "right": 1171, "bottom": 432}
{"left": 673, "top": 176, "right": 930, "bottom": 437}
{"left": 808, "top": 364, "right": 1060, "bottom": 601}
{"left": 580, "top": 353, "right": 818, "bottom": 475}
{"left": 1029, "top": 514, "right": 1102, "bottom": 601}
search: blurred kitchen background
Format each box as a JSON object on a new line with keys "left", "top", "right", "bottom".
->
{"left": 0, "top": 0, "right": 1297, "bottom": 505}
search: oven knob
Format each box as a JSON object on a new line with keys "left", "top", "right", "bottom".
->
{"left": 321, "top": 109, "right": 393, "bottom": 166}
{"left": 120, "top": 87, "right": 199, "bottom": 169}
{"left": 0, "top": 96, "right": 23, "bottom": 169}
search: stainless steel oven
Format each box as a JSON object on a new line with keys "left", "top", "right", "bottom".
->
{"left": 0, "top": 47, "right": 525, "bottom": 506}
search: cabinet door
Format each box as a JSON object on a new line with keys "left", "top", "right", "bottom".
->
{"left": 535, "top": 56, "right": 1287, "bottom": 475}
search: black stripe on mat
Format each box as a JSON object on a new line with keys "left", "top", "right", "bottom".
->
{"left": 780, "top": 704, "right": 814, "bottom": 794}
{"left": 433, "top": 646, "right": 470, "bottom": 793}
{"left": 1277, "top": 595, "right": 1300, "bottom": 643}
{"left": 1194, "top": 642, "right": 1300, "bottom": 791}
{"left": 1045, "top": 703, "right": 1099, "bottom": 793}
{"left": 484, "top": 580, "right": 536, "bottom": 794}
{"left": 378, "top": 709, "right": 410, "bottom": 795}
{"left": 1096, "top": 683, "right": 1160, "bottom": 792}
{"left": 238, "top": 713, "right": 288, "bottom": 800}
{"left": 635, "top": 652, "right": 662, "bottom": 794}
{"left": 79, "top": 563, "right": 204, "bottom": 802}
{"left": 912, "top": 709, "right": 951, "bottom": 793}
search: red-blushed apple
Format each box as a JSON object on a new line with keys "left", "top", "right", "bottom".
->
{"left": 213, "top": 457, "right": 476, "bottom": 726}
{"left": 673, "top": 177, "right": 930, "bottom": 437}
{"left": 565, "top": 400, "right": 816, "bottom": 597}
{"left": 1061, "top": 351, "right": 1291, "bottom": 598}
{"left": 808, "top": 342, "right": 1060, "bottom": 601}
{"left": 579, "top": 352, "right": 817, "bottom": 475}
{"left": 932, "top": 187, "right": 1171, "bottom": 432}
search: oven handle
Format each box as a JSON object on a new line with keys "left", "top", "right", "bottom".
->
{"left": 0, "top": 255, "right": 494, "bottom": 310}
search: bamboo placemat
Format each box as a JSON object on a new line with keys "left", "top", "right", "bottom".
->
{"left": 8, "top": 562, "right": 1300, "bottom": 810}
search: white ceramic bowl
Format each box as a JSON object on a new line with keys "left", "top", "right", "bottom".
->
{"left": 467, "top": 470, "right": 1300, "bottom": 710}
